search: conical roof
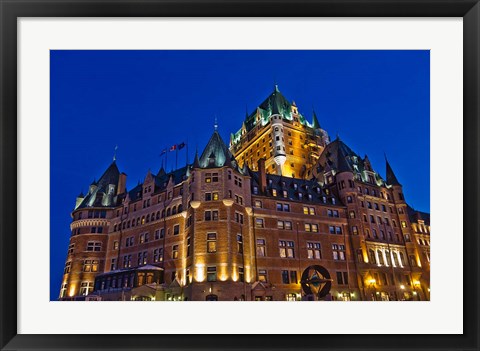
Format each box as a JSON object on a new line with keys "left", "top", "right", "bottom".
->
{"left": 198, "top": 130, "right": 236, "bottom": 169}
{"left": 77, "top": 161, "right": 120, "bottom": 209}
{"left": 386, "top": 158, "right": 401, "bottom": 186}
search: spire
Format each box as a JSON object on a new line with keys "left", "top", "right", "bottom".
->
{"left": 312, "top": 109, "right": 321, "bottom": 129}
{"left": 385, "top": 156, "right": 402, "bottom": 186}
{"left": 193, "top": 149, "right": 200, "bottom": 168}
{"left": 336, "top": 147, "right": 352, "bottom": 173}
{"left": 197, "top": 130, "right": 239, "bottom": 170}
{"left": 274, "top": 83, "right": 280, "bottom": 93}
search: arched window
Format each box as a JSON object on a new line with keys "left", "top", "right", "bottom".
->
{"left": 178, "top": 204, "right": 183, "bottom": 213}
{"left": 146, "top": 214, "right": 150, "bottom": 223}
{"left": 369, "top": 249, "right": 376, "bottom": 264}
{"left": 161, "top": 209, "right": 165, "bottom": 218}
{"left": 156, "top": 211, "right": 160, "bottom": 220}
{"left": 141, "top": 216, "right": 145, "bottom": 225}
{"left": 385, "top": 250, "right": 392, "bottom": 266}
{"left": 172, "top": 206, "right": 177, "bottom": 215}
{"left": 377, "top": 250, "right": 384, "bottom": 265}
{"left": 399, "top": 252, "right": 405, "bottom": 266}
{"left": 167, "top": 208, "right": 171, "bottom": 217}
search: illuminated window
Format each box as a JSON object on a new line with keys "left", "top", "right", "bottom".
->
{"left": 63, "top": 261, "right": 71, "bottom": 274}
{"left": 401, "top": 221, "right": 407, "bottom": 228}
{"left": 153, "top": 248, "right": 163, "bottom": 262}
{"left": 272, "top": 189, "right": 277, "bottom": 197}
{"left": 377, "top": 250, "right": 384, "bottom": 265}
{"left": 137, "top": 251, "right": 147, "bottom": 266}
{"left": 349, "top": 211, "right": 356, "bottom": 219}
{"left": 207, "top": 266, "right": 217, "bottom": 282}
{"left": 307, "top": 242, "right": 321, "bottom": 259}
{"left": 351, "top": 226, "right": 358, "bottom": 235}
{"left": 207, "top": 233, "right": 217, "bottom": 253}
{"left": 254, "top": 200, "right": 263, "bottom": 208}
{"left": 79, "top": 281, "right": 93, "bottom": 296}
{"left": 123, "top": 255, "right": 132, "bottom": 268}
{"left": 172, "top": 245, "right": 179, "bottom": 259}
{"left": 258, "top": 269, "right": 267, "bottom": 282}
{"left": 332, "top": 244, "right": 346, "bottom": 261}
{"left": 83, "top": 259, "right": 100, "bottom": 272}
{"left": 59, "top": 283, "right": 67, "bottom": 298}
{"left": 279, "top": 240, "right": 295, "bottom": 258}
{"left": 255, "top": 218, "right": 264, "bottom": 228}
{"left": 256, "top": 239, "right": 266, "bottom": 256}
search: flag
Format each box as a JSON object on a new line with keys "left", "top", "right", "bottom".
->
{"left": 169, "top": 145, "right": 177, "bottom": 152}
{"left": 178, "top": 142, "right": 186, "bottom": 150}
{"left": 160, "top": 149, "right": 166, "bottom": 156}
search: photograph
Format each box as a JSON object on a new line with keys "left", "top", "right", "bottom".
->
{"left": 51, "top": 50, "right": 430, "bottom": 302}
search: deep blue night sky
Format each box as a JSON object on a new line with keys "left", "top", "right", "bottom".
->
{"left": 50, "top": 50, "right": 430, "bottom": 300}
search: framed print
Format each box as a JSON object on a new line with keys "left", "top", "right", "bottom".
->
{"left": 1, "top": 1, "right": 479, "bottom": 350}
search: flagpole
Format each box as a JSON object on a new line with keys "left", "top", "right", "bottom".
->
{"left": 175, "top": 148, "right": 178, "bottom": 170}
{"left": 165, "top": 148, "right": 168, "bottom": 172}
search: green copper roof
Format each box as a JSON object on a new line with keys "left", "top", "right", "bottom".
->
{"left": 77, "top": 161, "right": 121, "bottom": 209}
{"left": 198, "top": 130, "right": 235, "bottom": 169}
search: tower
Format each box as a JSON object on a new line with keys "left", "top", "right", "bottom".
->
{"left": 229, "top": 85, "right": 329, "bottom": 178}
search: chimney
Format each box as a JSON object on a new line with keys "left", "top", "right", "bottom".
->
{"left": 258, "top": 159, "right": 267, "bottom": 194}
{"left": 117, "top": 172, "right": 127, "bottom": 195}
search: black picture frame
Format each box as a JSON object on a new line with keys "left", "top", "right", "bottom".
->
{"left": 1, "top": 1, "right": 478, "bottom": 350}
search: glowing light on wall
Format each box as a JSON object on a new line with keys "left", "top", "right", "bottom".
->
{"left": 69, "top": 285, "right": 76, "bottom": 297}
{"left": 195, "top": 263, "right": 205, "bottom": 282}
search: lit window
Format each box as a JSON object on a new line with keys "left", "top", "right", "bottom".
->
{"left": 279, "top": 240, "right": 295, "bottom": 258}
{"left": 207, "top": 233, "right": 217, "bottom": 253}
{"left": 83, "top": 259, "right": 100, "bottom": 272}
{"left": 255, "top": 218, "right": 264, "bottom": 228}
{"left": 256, "top": 239, "right": 266, "bottom": 257}
{"left": 153, "top": 248, "right": 164, "bottom": 263}
{"left": 258, "top": 269, "right": 267, "bottom": 282}
{"left": 307, "top": 242, "right": 321, "bottom": 259}
{"left": 332, "top": 244, "right": 346, "bottom": 261}
{"left": 79, "top": 281, "right": 93, "bottom": 296}
{"left": 254, "top": 200, "right": 263, "bottom": 208}
{"left": 63, "top": 261, "right": 72, "bottom": 274}
{"left": 172, "top": 245, "right": 179, "bottom": 259}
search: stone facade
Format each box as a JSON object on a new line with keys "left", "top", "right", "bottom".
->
{"left": 59, "top": 86, "right": 430, "bottom": 301}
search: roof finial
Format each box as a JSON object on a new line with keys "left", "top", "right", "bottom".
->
{"left": 214, "top": 115, "right": 218, "bottom": 131}
{"left": 113, "top": 145, "right": 118, "bottom": 161}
